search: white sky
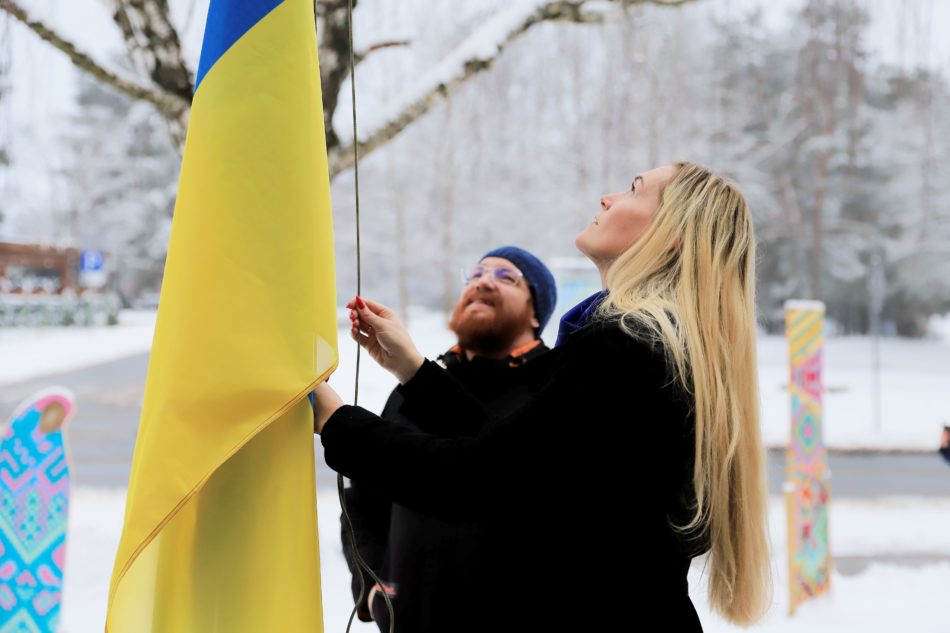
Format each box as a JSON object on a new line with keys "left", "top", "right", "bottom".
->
{"left": 1, "top": 0, "right": 947, "bottom": 231}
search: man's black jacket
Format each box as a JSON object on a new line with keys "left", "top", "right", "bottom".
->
{"left": 340, "top": 341, "right": 550, "bottom": 632}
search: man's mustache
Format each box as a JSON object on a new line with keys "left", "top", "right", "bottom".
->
{"left": 464, "top": 291, "right": 497, "bottom": 307}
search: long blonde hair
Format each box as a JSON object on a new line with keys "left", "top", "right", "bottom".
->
{"left": 599, "top": 161, "right": 771, "bottom": 625}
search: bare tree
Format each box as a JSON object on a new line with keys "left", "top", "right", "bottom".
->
{"left": 793, "top": 0, "right": 869, "bottom": 300}
{"left": 0, "top": 0, "right": 695, "bottom": 180}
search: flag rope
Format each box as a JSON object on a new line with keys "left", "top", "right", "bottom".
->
{"left": 339, "top": 1, "right": 397, "bottom": 631}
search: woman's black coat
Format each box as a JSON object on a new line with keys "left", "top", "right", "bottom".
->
{"left": 322, "top": 320, "right": 706, "bottom": 631}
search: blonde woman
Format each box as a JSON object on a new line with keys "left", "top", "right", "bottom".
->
{"left": 313, "top": 162, "right": 771, "bottom": 631}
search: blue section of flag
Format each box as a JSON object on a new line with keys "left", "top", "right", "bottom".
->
{"left": 195, "top": 0, "right": 285, "bottom": 91}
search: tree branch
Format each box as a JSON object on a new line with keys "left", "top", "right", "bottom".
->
{"left": 327, "top": 0, "right": 697, "bottom": 178}
{"left": 105, "top": 0, "right": 195, "bottom": 145}
{"left": 354, "top": 39, "right": 411, "bottom": 66}
{"left": 0, "top": 0, "right": 190, "bottom": 120}
{"left": 316, "top": 0, "right": 356, "bottom": 151}
{"left": 105, "top": 0, "right": 193, "bottom": 102}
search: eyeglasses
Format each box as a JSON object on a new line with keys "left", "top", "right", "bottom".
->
{"left": 461, "top": 264, "right": 525, "bottom": 286}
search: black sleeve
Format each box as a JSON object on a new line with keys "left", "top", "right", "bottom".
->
{"left": 322, "top": 326, "right": 675, "bottom": 521}
{"left": 393, "top": 360, "right": 498, "bottom": 438}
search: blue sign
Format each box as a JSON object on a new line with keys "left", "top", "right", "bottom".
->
{"left": 80, "top": 250, "right": 105, "bottom": 272}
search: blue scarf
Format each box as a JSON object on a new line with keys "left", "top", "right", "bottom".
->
{"left": 555, "top": 290, "right": 608, "bottom": 347}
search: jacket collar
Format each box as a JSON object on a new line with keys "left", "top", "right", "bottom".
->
{"left": 439, "top": 338, "right": 546, "bottom": 368}
{"left": 555, "top": 290, "right": 608, "bottom": 347}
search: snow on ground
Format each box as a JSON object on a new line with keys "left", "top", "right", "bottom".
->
{"left": 695, "top": 495, "right": 950, "bottom": 631}
{"left": 2, "top": 307, "right": 948, "bottom": 451}
{"left": 816, "top": 496, "right": 950, "bottom": 556}
{"left": 928, "top": 313, "right": 950, "bottom": 343}
{"left": 0, "top": 310, "right": 156, "bottom": 386}
{"left": 693, "top": 561, "right": 950, "bottom": 633}
{"left": 693, "top": 497, "right": 950, "bottom": 632}
{"left": 61, "top": 487, "right": 950, "bottom": 633}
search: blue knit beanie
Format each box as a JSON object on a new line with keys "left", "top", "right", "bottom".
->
{"left": 481, "top": 246, "right": 557, "bottom": 335}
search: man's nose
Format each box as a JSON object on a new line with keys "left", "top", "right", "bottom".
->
{"left": 475, "top": 272, "right": 497, "bottom": 289}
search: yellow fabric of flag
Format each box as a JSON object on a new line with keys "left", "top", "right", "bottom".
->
{"left": 106, "top": 0, "right": 337, "bottom": 630}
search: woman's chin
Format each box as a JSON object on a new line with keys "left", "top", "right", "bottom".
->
{"left": 574, "top": 230, "right": 588, "bottom": 254}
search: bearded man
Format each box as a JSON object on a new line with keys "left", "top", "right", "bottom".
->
{"left": 340, "top": 246, "right": 557, "bottom": 633}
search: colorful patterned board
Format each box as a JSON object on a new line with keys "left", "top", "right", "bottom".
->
{"left": 784, "top": 302, "right": 832, "bottom": 615}
{"left": 0, "top": 388, "right": 75, "bottom": 632}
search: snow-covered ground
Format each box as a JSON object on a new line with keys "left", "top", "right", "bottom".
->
{"left": 0, "top": 310, "right": 156, "bottom": 385}
{"left": 60, "top": 486, "right": 950, "bottom": 633}
{"left": 695, "top": 497, "right": 950, "bottom": 632}
{"left": 3, "top": 307, "right": 948, "bottom": 451}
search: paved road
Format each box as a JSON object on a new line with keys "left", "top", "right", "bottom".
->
{"left": 1, "top": 352, "right": 948, "bottom": 497}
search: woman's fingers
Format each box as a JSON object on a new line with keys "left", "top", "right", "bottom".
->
{"left": 349, "top": 308, "right": 376, "bottom": 335}
{"left": 351, "top": 322, "right": 372, "bottom": 343}
{"left": 347, "top": 296, "right": 398, "bottom": 321}
{"left": 345, "top": 296, "right": 413, "bottom": 373}
{"left": 350, "top": 322, "right": 384, "bottom": 359}
{"left": 360, "top": 297, "right": 394, "bottom": 318}
{"left": 354, "top": 308, "right": 386, "bottom": 332}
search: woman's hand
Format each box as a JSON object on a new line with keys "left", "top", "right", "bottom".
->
{"left": 347, "top": 296, "right": 424, "bottom": 384}
{"left": 312, "top": 381, "right": 344, "bottom": 434}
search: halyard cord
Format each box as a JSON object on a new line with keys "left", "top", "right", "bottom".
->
{"left": 340, "top": 0, "right": 396, "bottom": 631}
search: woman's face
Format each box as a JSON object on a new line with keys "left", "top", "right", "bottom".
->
{"left": 575, "top": 164, "right": 677, "bottom": 271}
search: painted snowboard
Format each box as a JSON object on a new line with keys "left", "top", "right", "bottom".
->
{"left": 0, "top": 388, "right": 75, "bottom": 632}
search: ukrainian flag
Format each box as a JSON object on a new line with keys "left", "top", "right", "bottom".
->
{"left": 106, "top": 0, "right": 337, "bottom": 630}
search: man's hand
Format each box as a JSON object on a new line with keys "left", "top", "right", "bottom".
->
{"left": 312, "top": 381, "right": 344, "bottom": 434}
{"left": 347, "top": 296, "right": 425, "bottom": 384}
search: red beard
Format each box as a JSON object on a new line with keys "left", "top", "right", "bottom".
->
{"left": 448, "top": 290, "right": 535, "bottom": 356}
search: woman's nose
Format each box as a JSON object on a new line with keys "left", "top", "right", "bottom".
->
{"left": 600, "top": 195, "right": 611, "bottom": 211}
